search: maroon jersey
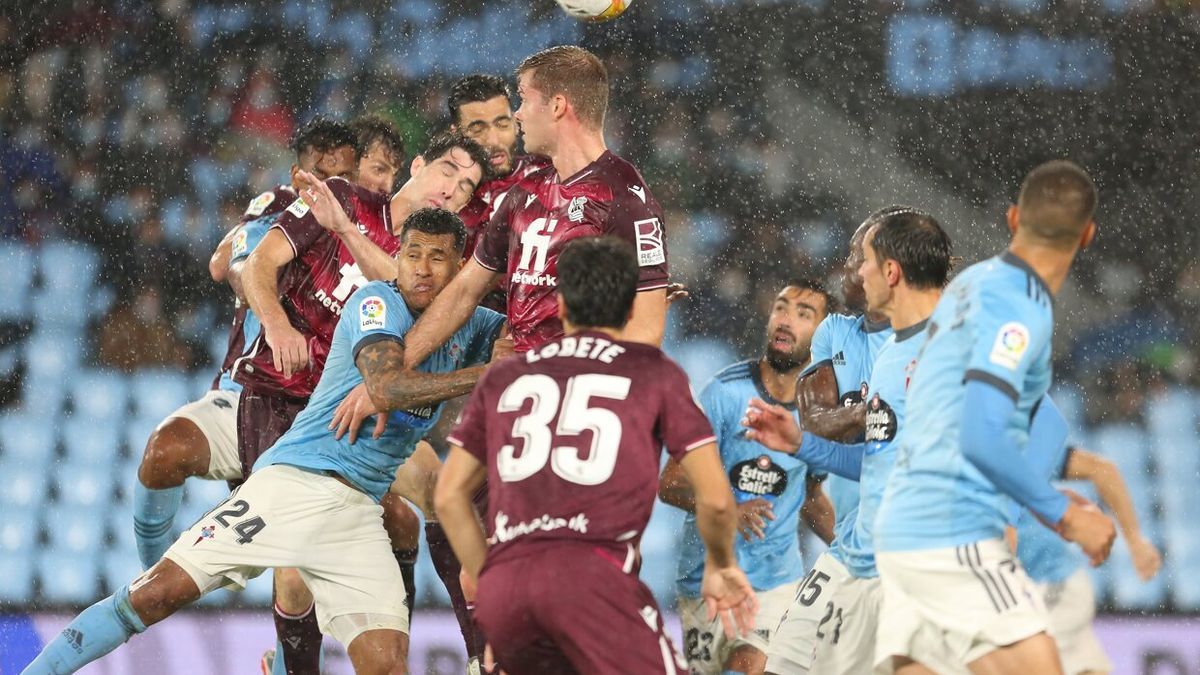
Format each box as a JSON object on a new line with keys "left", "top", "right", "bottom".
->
{"left": 240, "top": 184, "right": 295, "bottom": 222}
{"left": 448, "top": 331, "right": 715, "bottom": 567}
{"left": 233, "top": 177, "right": 401, "bottom": 398}
{"left": 473, "top": 151, "right": 670, "bottom": 353}
{"left": 459, "top": 155, "right": 551, "bottom": 260}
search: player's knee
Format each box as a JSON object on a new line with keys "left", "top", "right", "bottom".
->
{"left": 138, "top": 420, "right": 209, "bottom": 488}
{"left": 381, "top": 495, "right": 421, "bottom": 550}
{"left": 347, "top": 629, "right": 408, "bottom": 675}
{"left": 274, "top": 568, "right": 314, "bottom": 612}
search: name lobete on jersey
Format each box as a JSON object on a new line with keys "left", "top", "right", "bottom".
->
{"left": 472, "top": 151, "right": 671, "bottom": 353}
{"left": 233, "top": 177, "right": 401, "bottom": 399}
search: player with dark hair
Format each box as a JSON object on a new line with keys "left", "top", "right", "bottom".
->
{"left": 872, "top": 161, "right": 1115, "bottom": 674}
{"left": 435, "top": 236, "right": 757, "bottom": 674}
{"left": 350, "top": 114, "right": 406, "bottom": 196}
{"left": 132, "top": 118, "right": 361, "bottom": 574}
{"left": 23, "top": 208, "right": 506, "bottom": 675}
{"left": 238, "top": 131, "right": 489, "bottom": 675}
{"left": 745, "top": 209, "right": 957, "bottom": 674}
{"left": 660, "top": 279, "right": 835, "bottom": 675}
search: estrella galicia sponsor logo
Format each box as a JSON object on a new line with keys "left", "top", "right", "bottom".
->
{"left": 839, "top": 381, "right": 869, "bottom": 407}
{"left": 730, "top": 455, "right": 788, "bottom": 497}
{"left": 864, "top": 393, "right": 897, "bottom": 443}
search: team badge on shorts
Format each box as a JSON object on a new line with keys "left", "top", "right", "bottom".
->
{"left": 360, "top": 296, "right": 386, "bottom": 330}
{"left": 193, "top": 525, "right": 216, "bottom": 545}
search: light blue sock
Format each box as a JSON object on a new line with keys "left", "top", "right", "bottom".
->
{"left": 271, "top": 639, "right": 287, "bottom": 675}
{"left": 22, "top": 585, "right": 147, "bottom": 674}
{"left": 132, "top": 480, "right": 184, "bottom": 569}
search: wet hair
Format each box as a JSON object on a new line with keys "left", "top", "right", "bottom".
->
{"left": 351, "top": 114, "right": 405, "bottom": 167}
{"left": 448, "top": 74, "right": 511, "bottom": 123}
{"left": 290, "top": 117, "right": 360, "bottom": 160}
{"left": 1017, "top": 160, "right": 1098, "bottom": 248}
{"left": 400, "top": 207, "right": 467, "bottom": 254}
{"left": 420, "top": 130, "right": 494, "bottom": 182}
{"left": 516, "top": 45, "right": 608, "bottom": 129}
{"left": 557, "top": 237, "right": 638, "bottom": 329}
{"left": 868, "top": 208, "right": 953, "bottom": 290}
{"left": 782, "top": 278, "right": 837, "bottom": 316}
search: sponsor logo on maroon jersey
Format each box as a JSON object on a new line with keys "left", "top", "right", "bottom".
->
{"left": 487, "top": 510, "right": 591, "bottom": 545}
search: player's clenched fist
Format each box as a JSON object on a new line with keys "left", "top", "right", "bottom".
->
{"left": 265, "top": 320, "right": 310, "bottom": 378}
{"left": 1055, "top": 489, "right": 1116, "bottom": 566}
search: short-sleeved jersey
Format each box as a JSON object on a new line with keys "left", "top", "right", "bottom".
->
{"left": 449, "top": 331, "right": 714, "bottom": 566}
{"left": 212, "top": 212, "right": 275, "bottom": 392}
{"left": 1016, "top": 398, "right": 1083, "bottom": 583}
{"left": 472, "top": 152, "right": 670, "bottom": 353}
{"left": 802, "top": 313, "right": 893, "bottom": 564}
{"left": 841, "top": 321, "right": 927, "bottom": 579}
{"left": 234, "top": 178, "right": 402, "bottom": 399}
{"left": 676, "top": 360, "right": 810, "bottom": 596}
{"left": 257, "top": 281, "right": 504, "bottom": 501}
{"left": 877, "top": 252, "right": 1055, "bottom": 552}
{"left": 240, "top": 184, "right": 295, "bottom": 223}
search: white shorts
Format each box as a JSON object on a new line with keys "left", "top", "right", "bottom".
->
{"left": 167, "top": 389, "right": 241, "bottom": 481}
{"left": 1041, "top": 568, "right": 1111, "bottom": 675}
{"left": 875, "top": 539, "right": 1047, "bottom": 673}
{"left": 163, "top": 464, "right": 408, "bottom": 647}
{"left": 678, "top": 579, "right": 800, "bottom": 674}
{"left": 764, "top": 551, "right": 852, "bottom": 674}
{"left": 808, "top": 575, "right": 882, "bottom": 674}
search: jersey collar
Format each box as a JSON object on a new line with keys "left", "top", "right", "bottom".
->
{"left": 1000, "top": 251, "right": 1054, "bottom": 302}
{"left": 863, "top": 315, "right": 891, "bottom": 334}
{"left": 751, "top": 360, "right": 798, "bottom": 410}
{"left": 893, "top": 318, "right": 930, "bottom": 343}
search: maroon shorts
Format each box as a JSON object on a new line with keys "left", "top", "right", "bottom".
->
{"left": 474, "top": 544, "right": 686, "bottom": 675}
{"left": 232, "top": 388, "right": 307, "bottom": 489}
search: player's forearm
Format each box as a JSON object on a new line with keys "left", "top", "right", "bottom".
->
{"left": 434, "top": 489, "right": 488, "bottom": 579}
{"left": 800, "top": 404, "right": 866, "bottom": 443}
{"left": 365, "top": 366, "right": 486, "bottom": 413}
{"left": 210, "top": 237, "right": 234, "bottom": 282}
{"left": 227, "top": 261, "right": 247, "bottom": 302}
{"left": 795, "top": 435, "right": 865, "bottom": 480}
{"left": 623, "top": 289, "right": 667, "bottom": 346}
{"left": 243, "top": 256, "right": 289, "bottom": 329}
{"left": 801, "top": 487, "right": 835, "bottom": 544}
{"left": 657, "top": 466, "right": 697, "bottom": 513}
{"left": 1083, "top": 454, "right": 1144, "bottom": 541}
{"left": 695, "top": 496, "right": 738, "bottom": 568}
{"left": 340, "top": 228, "right": 397, "bottom": 281}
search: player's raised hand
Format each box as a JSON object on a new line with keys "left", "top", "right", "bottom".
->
{"left": 701, "top": 564, "right": 758, "bottom": 639}
{"left": 1128, "top": 532, "right": 1162, "bottom": 581}
{"left": 737, "top": 498, "right": 775, "bottom": 541}
{"left": 295, "top": 170, "right": 355, "bottom": 236}
{"left": 666, "top": 282, "right": 690, "bottom": 305}
{"left": 1056, "top": 489, "right": 1116, "bottom": 567}
{"left": 741, "top": 397, "right": 803, "bottom": 454}
{"left": 265, "top": 321, "right": 309, "bottom": 379}
{"left": 330, "top": 382, "right": 387, "bottom": 444}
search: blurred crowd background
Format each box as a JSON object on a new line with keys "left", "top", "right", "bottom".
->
{"left": 1, "top": 0, "right": 1198, "bottom": 614}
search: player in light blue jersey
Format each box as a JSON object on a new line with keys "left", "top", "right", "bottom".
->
{"left": 660, "top": 280, "right": 835, "bottom": 675}
{"left": 870, "top": 161, "right": 1115, "bottom": 675}
{"left": 763, "top": 209, "right": 894, "bottom": 675}
{"left": 1016, "top": 398, "right": 1161, "bottom": 675}
{"left": 745, "top": 210, "right": 956, "bottom": 674}
{"left": 25, "top": 208, "right": 505, "bottom": 675}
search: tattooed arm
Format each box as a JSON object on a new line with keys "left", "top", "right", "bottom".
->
{"left": 354, "top": 339, "right": 488, "bottom": 412}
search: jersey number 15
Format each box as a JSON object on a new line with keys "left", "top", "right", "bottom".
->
{"left": 496, "top": 373, "right": 631, "bottom": 486}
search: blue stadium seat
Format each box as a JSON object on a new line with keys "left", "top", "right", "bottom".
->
{"left": 61, "top": 416, "right": 122, "bottom": 465}
{"left": 30, "top": 284, "right": 94, "bottom": 328}
{"left": 1090, "top": 424, "right": 1156, "bottom": 518}
{"left": 238, "top": 570, "right": 273, "bottom": 607}
{"left": 0, "top": 552, "right": 36, "bottom": 603}
{"left": 0, "top": 460, "right": 50, "bottom": 510}
{"left": 184, "top": 478, "right": 233, "bottom": 509}
{"left": 38, "top": 241, "right": 99, "bottom": 290}
{"left": 0, "top": 242, "right": 34, "bottom": 318}
{"left": 44, "top": 504, "right": 106, "bottom": 555}
{"left": 1109, "top": 535, "right": 1168, "bottom": 611}
{"left": 641, "top": 503, "right": 687, "bottom": 605}
{"left": 130, "top": 369, "right": 191, "bottom": 422}
{"left": 70, "top": 369, "right": 130, "bottom": 421}
{"left": 0, "top": 508, "right": 39, "bottom": 554}
{"left": 0, "top": 411, "right": 57, "bottom": 468}
{"left": 107, "top": 502, "right": 137, "bottom": 553}
{"left": 54, "top": 462, "right": 116, "bottom": 509}
{"left": 37, "top": 550, "right": 98, "bottom": 604}
{"left": 1166, "top": 525, "right": 1200, "bottom": 610}
{"left": 667, "top": 339, "right": 739, "bottom": 387}
{"left": 102, "top": 549, "right": 144, "bottom": 595}
{"left": 124, "top": 417, "right": 161, "bottom": 459}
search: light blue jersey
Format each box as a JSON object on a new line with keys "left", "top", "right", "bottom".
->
{"left": 803, "top": 312, "right": 892, "bottom": 564}
{"left": 1017, "top": 399, "right": 1084, "bottom": 583}
{"left": 216, "top": 215, "right": 273, "bottom": 392}
{"left": 877, "top": 252, "right": 1055, "bottom": 552}
{"left": 840, "top": 321, "right": 927, "bottom": 579}
{"left": 256, "top": 281, "right": 504, "bottom": 501}
{"left": 676, "top": 361, "right": 810, "bottom": 596}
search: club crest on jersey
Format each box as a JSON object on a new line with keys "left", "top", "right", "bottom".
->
{"left": 567, "top": 196, "right": 587, "bottom": 222}
{"left": 989, "top": 322, "right": 1030, "bottom": 370}
{"left": 286, "top": 197, "right": 310, "bottom": 218}
{"left": 864, "top": 393, "right": 897, "bottom": 443}
{"left": 634, "top": 217, "right": 666, "bottom": 267}
{"left": 246, "top": 191, "right": 275, "bottom": 217}
{"left": 730, "top": 455, "right": 788, "bottom": 497}
{"left": 359, "top": 296, "right": 386, "bottom": 331}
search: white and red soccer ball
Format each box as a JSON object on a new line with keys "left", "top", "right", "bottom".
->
{"left": 556, "top": 0, "right": 632, "bottom": 22}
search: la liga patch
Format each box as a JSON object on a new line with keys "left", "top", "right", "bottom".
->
{"left": 245, "top": 191, "right": 275, "bottom": 217}
{"left": 989, "top": 322, "right": 1030, "bottom": 370}
{"left": 359, "top": 296, "right": 386, "bottom": 331}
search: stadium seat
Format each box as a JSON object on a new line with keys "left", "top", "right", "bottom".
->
{"left": 237, "top": 570, "right": 273, "bottom": 607}
{"left": 61, "top": 416, "right": 122, "bottom": 466}
{"left": 54, "top": 461, "right": 116, "bottom": 509}
{"left": 0, "top": 509, "right": 39, "bottom": 554}
{"left": 0, "top": 552, "right": 36, "bottom": 603}
{"left": 668, "top": 339, "right": 739, "bottom": 387}
{"left": 107, "top": 502, "right": 137, "bottom": 552}
{"left": 0, "top": 241, "right": 34, "bottom": 318}
{"left": 70, "top": 369, "right": 130, "bottom": 421}
{"left": 37, "top": 550, "right": 98, "bottom": 604}
{"left": 44, "top": 504, "right": 106, "bottom": 555}
{"left": 30, "top": 284, "right": 94, "bottom": 328}
{"left": 1166, "top": 525, "right": 1200, "bottom": 610}
{"left": 0, "top": 411, "right": 58, "bottom": 468}
{"left": 130, "top": 369, "right": 191, "bottom": 422}
{"left": 102, "top": 549, "right": 144, "bottom": 595}
{"left": 38, "top": 241, "right": 99, "bottom": 290}
{"left": 184, "top": 478, "right": 232, "bottom": 510}
{"left": 0, "top": 460, "right": 50, "bottom": 510}
{"left": 124, "top": 417, "right": 162, "bottom": 460}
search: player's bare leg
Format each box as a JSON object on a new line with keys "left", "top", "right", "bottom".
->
{"left": 967, "top": 633, "right": 1064, "bottom": 675}
{"left": 894, "top": 656, "right": 939, "bottom": 675}
{"left": 381, "top": 492, "right": 421, "bottom": 623}
{"left": 346, "top": 629, "right": 409, "bottom": 675}
{"left": 134, "top": 418, "right": 213, "bottom": 568}
{"left": 727, "top": 644, "right": 766, "bottom": 675}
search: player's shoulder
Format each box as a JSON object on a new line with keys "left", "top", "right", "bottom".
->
{"left": 964, "top": 254, "right": 1053, "bottom": 319}
{"left": 514, "top": 154, "right": 552, "bottom": 179}
{"left": 818, "top": 312, "right": 864, "bottom": 337}
{"left": 244, "top": 185, "right": 295, "bottom": 219}
{"left": 710, "top": 359, "right": 756, "bottom": 386}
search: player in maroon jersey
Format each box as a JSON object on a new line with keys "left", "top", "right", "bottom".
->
{"left": 435, "top": 237, "right": 756, "bottom": 673}
{"left": 239, "top": 131, "right": 489, "bottom": 675}
{"left": 350, "top": 113, "right": 406, "bottom": 197}
{"left": 402, "top": 46, "right": 672, "bottom": 367}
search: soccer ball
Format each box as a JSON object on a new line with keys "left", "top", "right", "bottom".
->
{"left": 556, "top": 0, "right": 632, "bottom": 22}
